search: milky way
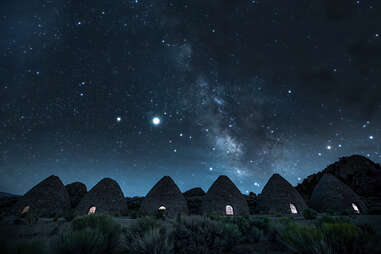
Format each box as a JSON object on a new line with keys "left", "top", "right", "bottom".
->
{"left": 0, "top": 0, "right": 380, "bottom": 196}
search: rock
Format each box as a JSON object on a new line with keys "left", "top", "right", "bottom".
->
{"left": 126, "top": 196, "right": 144, "bottom": 210}
{"left": 186, "top": 196, "right": 204, "bottom": 215}
{"left": 140, "top": 176, "right": 188, "bottom": 217}
{"left": 245, "top": 192, "right": 257, "bottom": 215}
{"left": 310, "top": 174, "right": 368, "bottom": 214}
{"left": 256, "top": 174, "right": 308, "bottom": 215}
{"left": 183, "top": 187, "right": 205, "bottom": 198}
{"left": 65, "top": 182, "right": 87, "bottom": 208}
{"left": 296, "top": 155, "right": 381, "bottom": 213}
{"left": 1, "top": 215, "right": 18, "bottom": 225}
{"left": 183, "top": 187, "right": 205, "bottom": 215}
{"left": 0, "top": 196, "right": 20, "bottom": 216}
{"left": 76, "top": 178, "right": 127, "bottom": 216}
{"left": 11, "top": 175, "right": 71, "bottom": 217}
{"left": 201, "top": 175, "right": 249, "bottom": 215}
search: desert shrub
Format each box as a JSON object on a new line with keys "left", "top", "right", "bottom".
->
{"left": 210, "top": 215, "right": 275, "bottom": 242}
{"left": 72, "top": 214, "right": 121, "bottom": 252}
{"left": 48, "top": 212, "right": 57, "bottom": 218}
{"left": 172, "top": 215, "right": 240, "bottom": 254}
{"left": 220, "top": 221, "right": 242, "bottom": 247}
{"left": 129, "top": 209, "right": 147, "bottom": 219}
{"left": 125, "top": 216, "right": 162, "bottom": 239}
{"left": 248, "top": 226, "right": 261, "bottom": 242}
{"left": 123, "top": 217, "right": 173, "bottom": 254}
{"left": 303, "top": 208, "right": 318, "bottom": 220}
{"left": 51, "top": 228, "right": 106, "bottom": 254}
{"left": 127, "top": 210, "right": 139, "bottom": 219}
{"left": 358, "top": 223, "right": 375, "bottom": 235}
{"left": 214, "top": 216, "right": 262, "bottom": 243}
{"left": 324, "top": 208, "right": 336, "bottom": 216}
{"left": 25, "top": 212, "right": 38, "bottom": 224}
{"left": 278, "top": 222, "right": 324, "bottom": 254}
{"left": 279, "top": 216, "right": 295, "bottom": 224}
{"left": 368, "top": 207, "right": 381, "bottom": 215}
{"left": 247, "top": 216, "right": 277, "bottom": 241}
{"left": 321, "top": 222, "right": 370, "bottom": 254}
{"left": 112, "top": 212, "right": 121, "bottom": 217}
{"left": 127, "top": 227, "right": 174, "bottom": 254}
{"left": 341, "top": 208, "right": 357, "bottom": 216}
{"left": 277, "top": 220, "right": 373, "bottom": 254}
{"left": 63, "top": 209, "right": 76, "bottom": 222}
{"left": 247, "top": 216, "right": 274, "bottom": 233}
{"left": 205, "top": 213, "right": 223, "bottom": 221}
{"left": 154, "top": 209, "right": 166, "bottom": 220}
{"left": 14, "top": 218, "right": 27, "bottom": 225}
{"left": 0, "top": 240, "right": 46, "bottom": 254}
{"left": 314, "top": 215, "right": 349, "bottom": 227}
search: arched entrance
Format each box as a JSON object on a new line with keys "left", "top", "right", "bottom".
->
{"left": 352, "top": 203, "right": 360, "bottom": 214}
{"left": 21, "top": 206, "right": 30, "bottom": 215}
{"left": 88, "top": 206, "right": 96, "bottom": 215}
{"left": 226, "top": 205, "right": 234, "bottom": 216}
{"left": 290, "top": 203, "right": 298, "bottom": 214}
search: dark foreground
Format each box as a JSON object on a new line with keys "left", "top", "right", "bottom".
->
{"left": 1, "top": 214, "right": 381, "bottom": 254}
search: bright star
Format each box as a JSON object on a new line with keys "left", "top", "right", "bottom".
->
{"left": 369, "top": 136, "right": 374, "bottom": 140}
{"left": 327, "top": 145, "right": 332, "bottom": 150}
{"left": 152, "top": 117, "right": 161, "bottom": 125}
{"left": 116, "top": 116, "right": 122, "bottom": 122}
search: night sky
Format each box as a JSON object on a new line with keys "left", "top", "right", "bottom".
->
{"left": 1, "top": 0, "right": 380, "bottom": 197}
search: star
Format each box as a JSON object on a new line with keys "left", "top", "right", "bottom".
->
{"left": 369, "top": 136, "right": 374, "bottom": 140}
{"left": 152, "top": 117, "right": 161, "bottom": 125}
{"left": 116, "top": 116, "right": 122, "bottom": 122}
{"left": 327, "top": 145, "right": 332, "bottom": 150}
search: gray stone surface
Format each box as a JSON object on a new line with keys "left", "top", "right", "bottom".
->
{"left": 183, "top": 187, "right": 205, "bottom": 198}
{"left": 296, "top": 155, "right": 381, "bottom": 213}
{"left": 76, "top": 178, "right": 127, "bottom": 215}
{"left": 256, "top": 174, "right": 307, "bottom": 215}
{"left": 140, "top": 176, "right": 188, "bottom": 217}
{"left": 310, "top": 174, "right": 368, "bottom": 214}
{"left": 201, "top": 175, "right": 249, "bottom": 215}
{"left": 11, "top": 175, "right": 71, "bottom": 217}
{"left": 65, "top": 182, "right": 87, "bottom": 208}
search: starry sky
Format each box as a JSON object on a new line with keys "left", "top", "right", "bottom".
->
{"left": 1, "top": 0, "right": 380, "bottom": 197}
